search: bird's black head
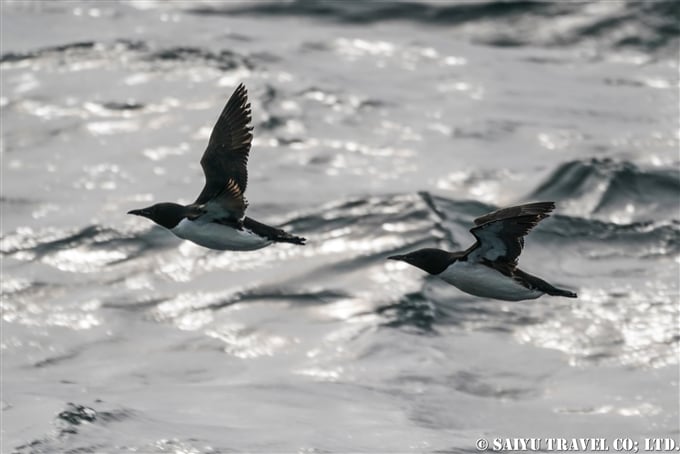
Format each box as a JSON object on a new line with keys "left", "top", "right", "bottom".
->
{"left": 127, "top": 202, "right": 188, "bottom": 229}
{"left": 387, "top": 248, "right": 457, "bottom": 275}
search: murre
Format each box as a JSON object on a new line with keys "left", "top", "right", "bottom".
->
{"left": 388, "top": 202, "right": 576, "bottom": 301}
{"left": 128, "top": 84, "right": 305, "bottom": 250}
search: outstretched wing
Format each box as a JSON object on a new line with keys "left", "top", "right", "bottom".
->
{"left": 466, "top": 202, "right": 555, "bottom": 266}
{"left": 194, "top": 84, "right": 253, "bottom": 217}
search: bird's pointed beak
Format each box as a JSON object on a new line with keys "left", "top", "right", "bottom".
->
{"left": 127, "top": 209, "right": 146, "bottom": 217}
{"left": 387, "top": 255, "right": 405, "bottom": 261}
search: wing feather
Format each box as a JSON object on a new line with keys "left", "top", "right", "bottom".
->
{"left": 473, "top": 201, "right": 555, "bottom": 226}
{"left": 467, "top": 202, "right": 554, "bottom": 266}
{"left": 196, "top": 178, "right": 248, "bottom": 222}
{"left": 194, "top": 83, "right": 253, "bottom": 214}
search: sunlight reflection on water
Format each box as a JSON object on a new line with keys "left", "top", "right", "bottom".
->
{"left": 515, "top": 285, "right": 679, "bottom": 368}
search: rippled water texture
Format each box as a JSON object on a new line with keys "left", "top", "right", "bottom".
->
{"left": 2, "top": 1, "right": 679, "bottom": 452}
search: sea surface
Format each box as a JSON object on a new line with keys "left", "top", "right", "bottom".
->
{"left": 2, "top": 1, "right": 679, "bottom": 452}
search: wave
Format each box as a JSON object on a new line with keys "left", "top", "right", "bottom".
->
{"left": 0, "top": 38, "right": 255, "bottom": 72}
{"left": 529, "top": 158, "right": 680, "bottom": 224}
{"left": 188, "top": 0, "right": 680, "bottom": 56}
{"left": 13, "top": 403, "right": 134, "bottom": 454}
{"left": 3, "top": 190, "right": 676, "bottom": 275}
{"left": 3, "top": 191, "right": 677, "bottom": 371}
{"left": 147, "top": 46, "right": 255, "bottom": 71}
{"left": 0, "top": 40, "right": 145, "bottom": 65}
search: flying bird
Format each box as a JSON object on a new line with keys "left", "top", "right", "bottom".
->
{"left": 128, "top": 84, "right": 305, "bottom": 250}
{"left": 388, "top": 202, "right": 576, "bottom": 301}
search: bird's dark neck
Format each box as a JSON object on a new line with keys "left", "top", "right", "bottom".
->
{"left": 402, "top": 248, "right": 462, "bottom": 275}
{"left": 153, "top": 203, "right": 194, "bottom": 229}
{"left": 423, "top": 251, "right": 461, "bottom": 274}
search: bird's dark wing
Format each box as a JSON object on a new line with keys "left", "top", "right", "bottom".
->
{"left": 466, "top": 202, "right": 554, "bottom": 266}
{"left": 194, "top": 83, "right": 253, "bottom": 214}
{"left": 201, "top": 178, "right": 248, "bottom": 221}
{"left": 472, "top": 201, "right": 555, "bottom": 226}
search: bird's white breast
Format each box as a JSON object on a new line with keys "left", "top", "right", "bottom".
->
{"left": 438, "top": 261, "right": 542, "bottom": 301}
{"left": 171, "top": 218, "right": 271, "bottom": 251}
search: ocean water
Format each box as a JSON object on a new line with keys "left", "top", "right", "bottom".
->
{"left": 1, "top": 1, "right": 679, "bottom": 452}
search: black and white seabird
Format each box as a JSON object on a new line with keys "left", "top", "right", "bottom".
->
{"left": 388, "top": 202, "right": 577, "bottom": 301}
{"left": 128, "top": 84, "right": 305, "bottom": 250}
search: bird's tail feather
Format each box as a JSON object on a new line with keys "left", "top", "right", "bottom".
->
{"left": 545, "top": 287, "right": 577, "bottom": 298}
{"left": 273, "top": 232, "right": 306, "bottom": 245}
{"left": 243, "top": 217, "right": 306, "bottom": 246}
{"left": 515, "top": 269, "right": 577, "bottom": 298}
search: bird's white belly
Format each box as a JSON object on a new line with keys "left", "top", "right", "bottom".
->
{"left": 171, "top": 218, "right": 271, "bottom": 251}
{"left": 438, "top": 261, "right": 542, "bottom": 301}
